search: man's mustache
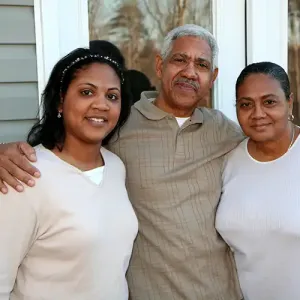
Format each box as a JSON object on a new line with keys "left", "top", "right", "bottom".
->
{"left": 174, "top": 78, "right": 200, "bottom": 90}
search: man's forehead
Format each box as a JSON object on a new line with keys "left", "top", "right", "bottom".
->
{"left": 169, "top": 36, "right": 212, "bottom": 60}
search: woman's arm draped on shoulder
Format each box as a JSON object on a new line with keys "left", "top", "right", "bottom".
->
{"left": 0, "top": 188, "right": 39, "bottom": 299}
{"left": 0, "top": 142, "right": 40, "bottom": 194}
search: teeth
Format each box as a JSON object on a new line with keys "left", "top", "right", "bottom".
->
{"left": 89, "top": 118, "right": 104, "bottom": 123}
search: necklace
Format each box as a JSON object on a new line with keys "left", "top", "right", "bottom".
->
{"left": 289, "top": 124, "right": 296, "bottom": 149}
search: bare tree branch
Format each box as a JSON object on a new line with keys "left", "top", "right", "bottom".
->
{"left": 152, "top": 0, "right": 164, "bottom": 17}
{"left": 177, "top": 0, "right": 188, "bottom": 26}
{"left": 141, "top": 0, "right": 165, "bottom": 36}
{"left": 88, "top": 0, "right": 102, "bottom": 40}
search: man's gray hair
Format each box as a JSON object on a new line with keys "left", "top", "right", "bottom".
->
{"left": 160, "top": 24, "right": 219, "bottom": 68}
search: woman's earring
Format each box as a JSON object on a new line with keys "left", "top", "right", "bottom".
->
{"left": 57, "top": 112, "right": 62, "bottom": 118}
{"left": 288, "top": 114, "right": 295, "bottom": 122}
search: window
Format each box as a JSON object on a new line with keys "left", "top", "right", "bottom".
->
{"left": 289, "top": 0, "right": 300, "bottom": 124}
{"left": 88, "top": 0, "right": 213, "bottom": 106}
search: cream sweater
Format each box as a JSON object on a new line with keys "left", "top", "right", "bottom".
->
{"left": 216, "top": 137, "right": 300, "bottom": 300}
{"left": 0, "top": 145, "right": 138, "bottom": 300}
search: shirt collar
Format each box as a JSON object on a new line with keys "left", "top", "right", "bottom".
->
{"left": 134, "top": 91, "right": 204, "bottom": 124}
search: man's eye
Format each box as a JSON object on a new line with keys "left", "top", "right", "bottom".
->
{"left": 198, "top": 63, "right": 208, "bottom": 68}
{"left": 81, "top": 90, "right": 93, "bottom": 96}
{"left": 174, "top": 58, "right": 185, "bottom": 63}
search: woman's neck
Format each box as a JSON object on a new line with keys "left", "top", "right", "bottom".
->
{"left": 248, "top": 124, "right": 298, "bottom": 162}
{"left": 52, "top": 136, "right": 103, "bottom": 171}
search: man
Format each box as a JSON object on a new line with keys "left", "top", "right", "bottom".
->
{"left": 0, "top": 25, "right": 244, "bottom": 299}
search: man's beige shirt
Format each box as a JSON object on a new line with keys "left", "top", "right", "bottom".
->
{"left": 107, "top": 91, "right": 244, "bottom": 300}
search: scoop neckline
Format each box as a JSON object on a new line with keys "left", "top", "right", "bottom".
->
{"left": 36, "top": 145, "right": 107, "bottom": 186}
{"left": 244, "top": 134, "right": 300, "bottom": 164}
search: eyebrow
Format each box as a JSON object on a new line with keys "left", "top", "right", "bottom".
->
{"left": 261, "top": 94, "right": 278, "bottom": 99}
{"left": 195, "top": 57, "right": 211, "bottom": 65}
{"left": 79, "top": 83, "right": 97, "bottom": 89}
{"left": 108, "top": 87, "right": 120, "bottom": 92}
{"left": 237, "top": 94, "right": 279, "bottom": 101}
{"left": 78, "top": 83, "right": 120, "bottom": 92}
{"left": 172, "top": 53, "right": 211, "bottom": 63}
{"left": 237, "top": 97, "right": 253, "bottom": 101}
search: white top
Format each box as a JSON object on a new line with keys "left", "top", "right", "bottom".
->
{"left": 149, "top": 98, "right": 189, "bottom": 127}
{"left": 175, "top": 117, "right": 190, "bottom": 127}
{"left": 216, "top": 137, "right": 300, "bottom": 300}
{"left": 84, "top": 166, "right": 104, "bottom": 185}
{"left": 0, "top": 145, "right": 138, "bottom": 300}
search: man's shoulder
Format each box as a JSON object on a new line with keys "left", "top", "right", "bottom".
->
{"left": 201, "top": 107, "right": 234, "bottom": 124}
{"left": 199, "top": 108, "right": 245, "bottom": 150}
{"left": 201, "top": 108, "right": 241, "bottom": 132}
{"left": 112, "top": 103, "right": 147, "bottom": 137}
{"left": 121, "top": 103, "right": 144, "bottom": 126}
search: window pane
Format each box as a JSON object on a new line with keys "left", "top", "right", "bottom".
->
{"left": 289, "top": 0, "right": 300, "bottom": 124}
{"left": 88, "top": 0, "right": 212, "bottom": 107}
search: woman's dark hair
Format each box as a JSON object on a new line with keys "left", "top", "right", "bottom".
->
{"left": 27, "top": 47, "right": 132, "bottom": 149}
{"left": 236, "top": 61, "right": 291, "bottom": 100}
{"left": 89, "top": 40, "right": 126, "bottom": 69}
{"left": 126, "top": 69, "right": 156, "bottom": 104}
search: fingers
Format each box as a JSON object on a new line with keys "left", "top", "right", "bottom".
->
{"left": 1, "top": 142, "right": 40, "bottom": 178}
{"left": 0, "top": 142, "right": 40, "bottom": 193}
{"left": 19, "top": 142, "right": 37, "bottom": 162}
{"left": 0, "top": 154, "right": 38, "bottom": 190}
{"left": 10, "top": 154, "right": 40, "bottom": 179}
{"left": 0, "top": 167, "right": 24, "bottom": 193}
{"left": 0, "top": 179, "right": 8, "bottom": 194}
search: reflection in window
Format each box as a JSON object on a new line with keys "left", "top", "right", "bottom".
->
{"left": 88, "top": 0, "right": 212, "bottom": 106}
{"left": 289, "top": 0, "right": 300, "bottom": 124}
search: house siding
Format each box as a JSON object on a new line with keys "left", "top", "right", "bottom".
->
{"left": 0, "top": 0, "right": 39, "bottom": 142}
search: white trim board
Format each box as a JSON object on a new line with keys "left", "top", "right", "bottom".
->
{"left": 34, "top": 0, "right": 89, "bottom": 112}
{"left": 212, "top": 0, "right": 246, "bottom": 122}
{"left": 246, "top": 0, "right": 288, "bottom": 71}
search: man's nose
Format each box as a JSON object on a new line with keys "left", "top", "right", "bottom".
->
{"left": 181, "top": 62, "right": 197, "bottom": 79}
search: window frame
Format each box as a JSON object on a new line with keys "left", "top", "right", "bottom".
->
{"left": 34, "top": 0, "right": 288, "bottom": 122}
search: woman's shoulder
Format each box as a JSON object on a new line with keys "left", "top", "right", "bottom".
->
{"left": 101, "top": 147, "right": 125, "bottom": 167}
{"left": 2, "top": 146, "right": 57, "bottom": 213}
{"left": 101, "top": 147, "right": 126, "bottom": 179}
{"left": 32, "top": 145, "right": 63, "bottom": 172}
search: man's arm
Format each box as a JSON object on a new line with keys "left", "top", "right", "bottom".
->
{"left": 0, "top": 142, "right": 40, "bottom": 194}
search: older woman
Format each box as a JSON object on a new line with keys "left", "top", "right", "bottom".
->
{"left": 216, "top": 62, "right": 300, "bottom": 300}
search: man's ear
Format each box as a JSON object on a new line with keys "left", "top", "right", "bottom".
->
{"left": 155, "top": 54, "right": 164, "bottom": 80}
{"left": 210, "top": 67, "right": 219, "bottom": 88}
